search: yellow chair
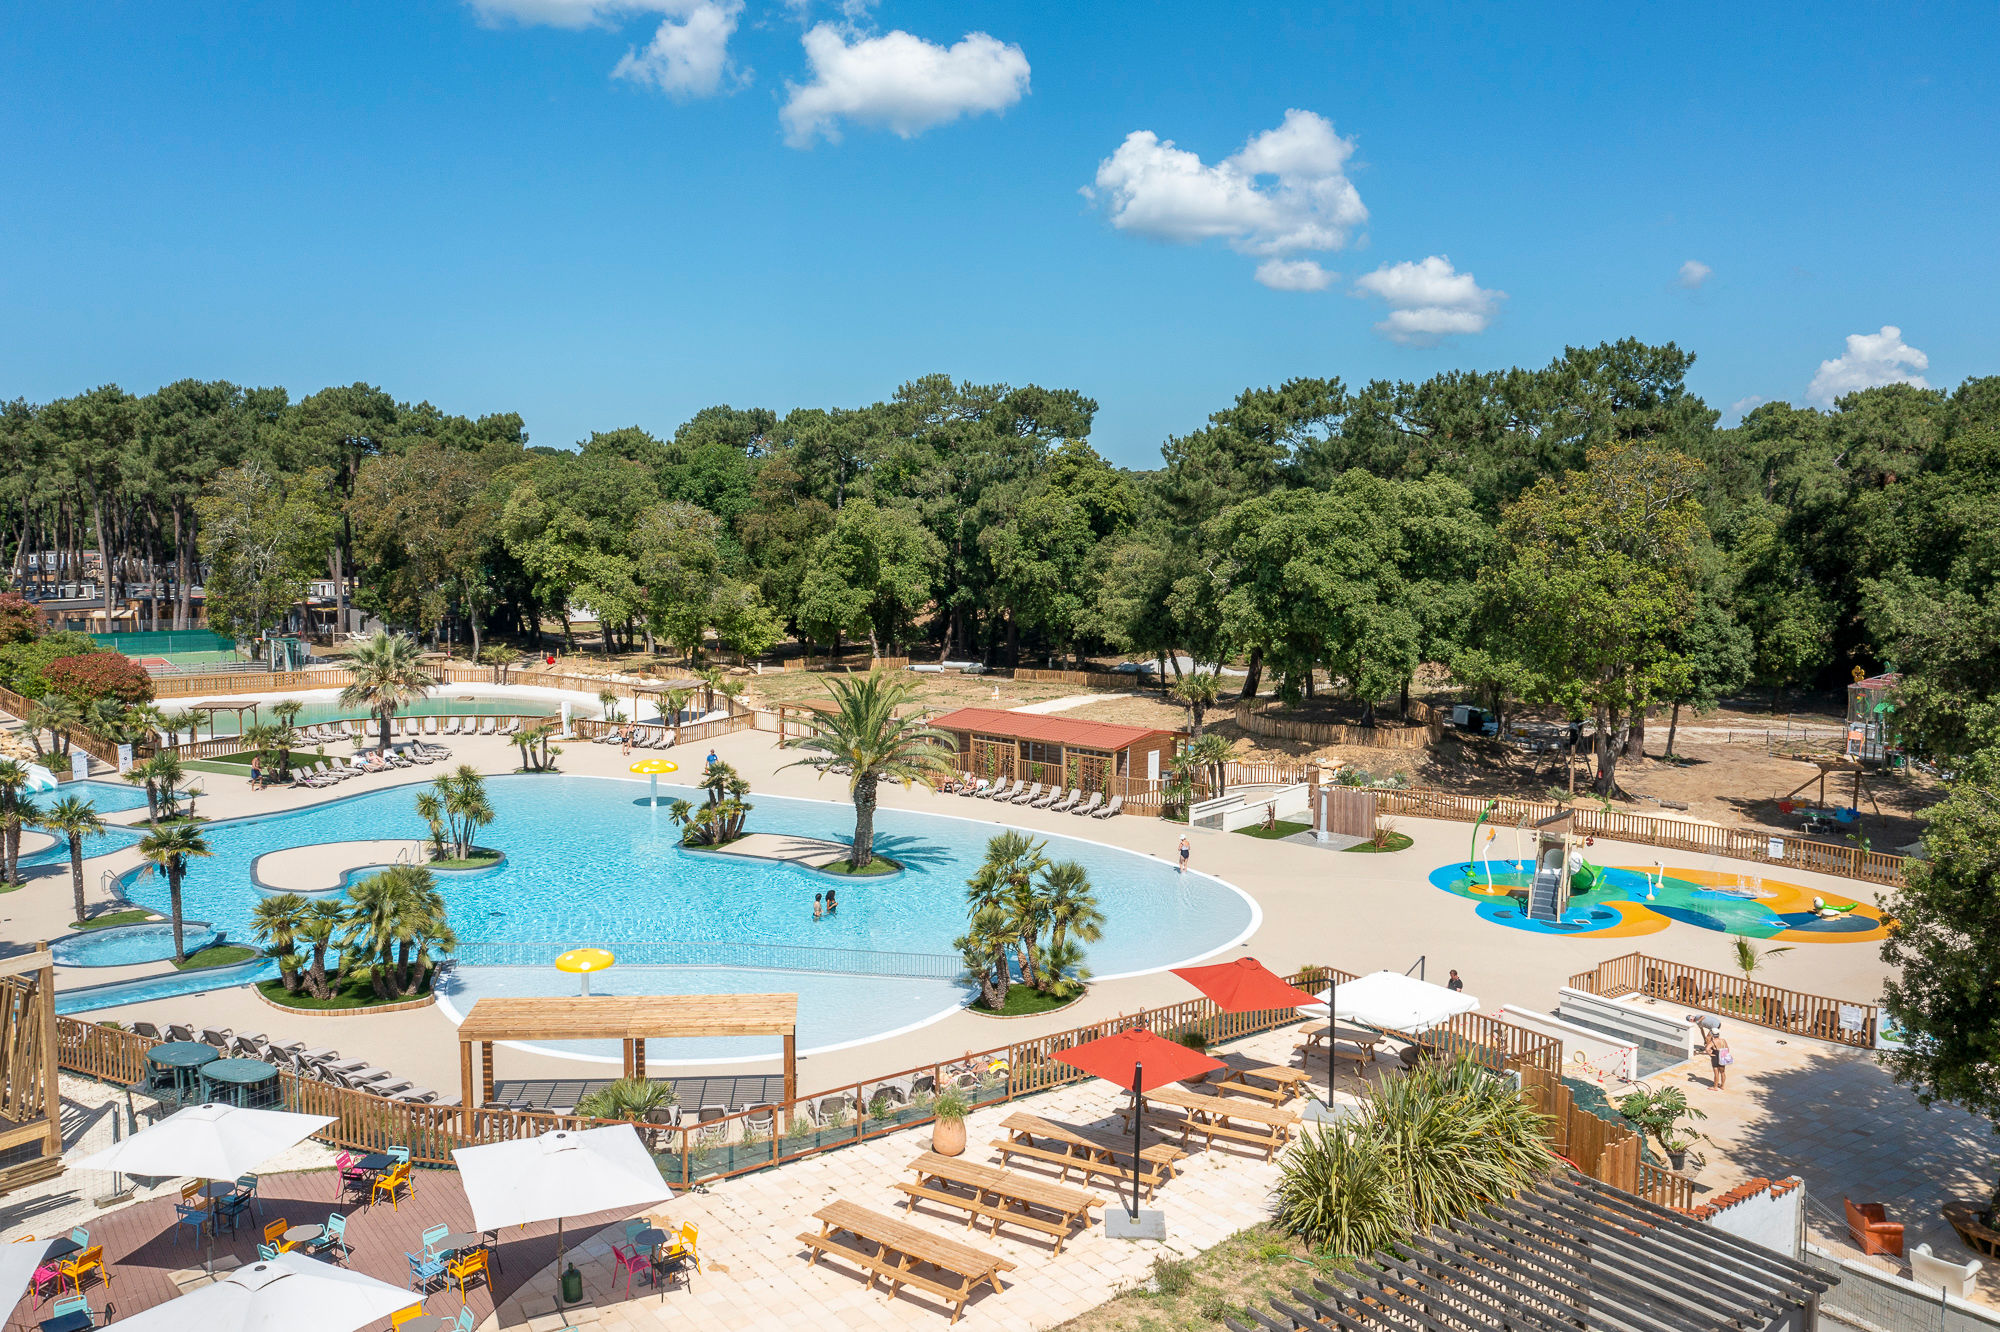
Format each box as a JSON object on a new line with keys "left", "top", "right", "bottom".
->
{"left": 392, "top": 1304, "right": 428, "bottom": 1331}
{"left": 58, "top": 1245, "right": 107, "bottom": 1294}
{"left": 263, "top": 1219, "right": 293, "bottom": 1254}
{"left": 662, "top": 1222, "right": 698, "bottom": 1288}
{"left": 372, "top": 1164, "right": 412, "bottom": 1211}
{"left": 446, "top": 1247, "right": 488, "bottom": 1299}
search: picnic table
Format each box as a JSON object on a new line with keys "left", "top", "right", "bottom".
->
{"left": 799, "top": 1199, "right": 1015, "bottom": 1326}
{"left": 1211, "top": 1064, "right": 1312, "bottom": 1105}
{"left": 990, "top": 1112, "right": 1187, "bottom": 1202}
{"left": 1299, "top": 1022, "right": 1385, "bottom": 1065}
{"left": 1121, "top": 1086, "right": 1300, "bottom": 1162}
{"left": 898, "top": 1151, "right": 1103, "bottom": 1254}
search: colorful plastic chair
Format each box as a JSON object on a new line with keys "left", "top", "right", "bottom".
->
{"left": 446, "top": 1247, "right": 488, "bottom": 1299}
{"left": 309, "top": 1213, "right": 350, "bottom": 1265}
{"left": 452, "top": 1307, "right": 476, "bottom": 1332}
{"left": 263, "top": 1218, "right": 293, "bottom": 1254}
{"left": 373, "top": 1164, "right": 413, "bottom": 1210}
{"left": 420, "top": 1224, "right": 451, "bottom": 1257}
{"left": 609, "top": 1244, "right": 649, "bottom": 1297}
{"left": 257, "top": 1243, "right": 282, "bottom": 1263}
{"left": 172, "top": 1203, "right": 209, "bottom": 1247}
{"left": 49, "top": 1294, "right": 92, "bottom": 1327}
{"left": 406, "top": 1250, "right": 447, "bottom": 1296}
{"left": 57, "top": 1244, "right": 107, "bottom": 1294}
{"left": 391, "top": 1304, "right": 429, "bottom": 1331}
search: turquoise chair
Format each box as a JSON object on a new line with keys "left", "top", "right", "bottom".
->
{"left": 387, "top": 1145, "right": 411, "bottom": 1165}
{"left": 257, "top": 1243, "right": 281, "bottom": 1263}
{"left": 453, "top": 1307, "right": 475, "bottom": 1332}
{"left": 420, "top": 1224, "right": 450, "bottom": 1258}
{"left": 172, "top": 1204, "right": 208, "bottom": 1247}
{"left": 67, "top": 1229, "right": 89, "bottom": 1252}
{"left": 310, "top": 1213, "right": 350, "bottom": 1265}
{"left": 51, "top": 1294, "right": 91, "bottom": 1327}
{"left": 407, "top": 1250, "right": 447, "bottom": 1296}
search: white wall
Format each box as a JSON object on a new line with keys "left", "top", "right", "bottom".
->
{"left": 1499, "top": 1005, "right": 1638, "bottom": 1082}
{"left": 1556, "top": 987, "right": 1698, "bottom": 1058}
{"left": 1706, "top": 1182, "right": 1802, "bottom": 1257}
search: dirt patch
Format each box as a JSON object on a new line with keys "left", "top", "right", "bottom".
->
{"left": 1051, "top": 1224, "right": 1346, "bottom": 1332}
{"left": 741, "top": 669, "right": 1096, "bottom": 712}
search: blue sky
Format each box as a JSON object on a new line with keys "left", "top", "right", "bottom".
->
{"left": 3, "top": 2, "right": 1995, "bottom": 465}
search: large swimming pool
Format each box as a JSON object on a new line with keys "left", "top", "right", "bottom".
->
{"left": 21, "top": 780, "right": 148, "bottom": 870}
{"left": 116, "top": 775, "right": 1256, "bottom": 1063}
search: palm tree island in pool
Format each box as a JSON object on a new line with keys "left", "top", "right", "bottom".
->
{"left": 783, "top": 671, "right": 956, "bottom": 871}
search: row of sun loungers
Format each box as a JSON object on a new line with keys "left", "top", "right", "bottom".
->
{"left": 951, "top": 778, "right": 1121, "bottom": 818}
{"left": 288, "top": 748, "right": 443, "bottom": 788}
{"left": 129, "top": 1023, "right": 454, "bottom": 1106}
{"left": 296, "top": 716, "right": 522, "bottom": 743}
{"left": 595, "top": 726, "right": 679, "bottom": 747}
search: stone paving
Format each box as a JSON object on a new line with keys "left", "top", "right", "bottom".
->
{"left": 491, "top": 1024, "right": 1376, "bottom": 1332}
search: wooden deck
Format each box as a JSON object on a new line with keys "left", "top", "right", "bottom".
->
{"left": 2, "top": 1168, "right": 638, "bottom": 1329}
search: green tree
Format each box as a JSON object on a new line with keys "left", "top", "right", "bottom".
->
{"left": 434, "top": 765, "right": 493, "bottom": 859}
{"left": 783, "top": 671, "right": 955, "bottom": 868}
{"left": 1040, "top": 860, "right": 1104, "bottom": 958}
{"left": 193, "top": 462, "right": 337, "bottom": 640}
{"left": 1168, "top": 670, "right": 1223, "bottom": 742}
{"left": 796, "top": 500, "right": 943, "bottom": 657}
{"left": 136, "top": 821, "right": 213, "bottom": 963}
{"left": 965, "top": 831, "right": 1053, "bottom": 991}
{"left": 35, "top": 795, "right": 104, "bottom": 925}
{"left": 339, "top": 631, "right": 436, "bottom": 751}
{"left": 342, "top": 864, "right": 456, "bottom": 998}
{"left": 295, "top": 899, "right": 347, "bottom": 999}
{"left": 251, "top": 892, "right": 310, "bottom": 994}
{"left": 955, "top": 904, "right": 1018, "bottom": 1010}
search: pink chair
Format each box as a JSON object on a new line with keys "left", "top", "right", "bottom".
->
{"left": 609, "top": 1243, "right": 650, "bottom": 1297}
{"left": 335, "top": 1151, "right": 371, "bottom": 1199}
{"left": 31, "top": 1259, "right": 63, "bottom": 1308}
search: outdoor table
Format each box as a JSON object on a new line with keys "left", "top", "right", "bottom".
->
{"left": 800, "top": 1200, "right": 1014, "bottom": 1326}
{"left": 1300, "top": 1022, "right": 1384, "bottom": 1065}
{"left": 200, "top": 1058, "right": 278, "bottom": 1107}
{"left": 39, "top": 1310, "right": 92, "bottom": 1332}
{"left": 283, "top": 1223, "right": 324, "bottom": 1247}
{"left": 399, "top": 1316, "right": 445, "bottom": 1332}
{"left": 1121, "top": 1086, "right": 1300, "bottom": 1162}
{"left": 39, "top": 1237, "right": 81, "bottom": 1263}
{"left": 146, "top": 1041, "right": 219, "bottom": 1097}
{"left": 353, "top": 1152, "right": 394, "bottom": 1174}
{"left": 1212, "top": 1064, "right": 1312, "bottom": 1104}
{"left": 900, "top": 1151, "right": 1102, "bottom": 1254}
{"left": 436, "top": 1231, "right": 487, "bottom": 1255}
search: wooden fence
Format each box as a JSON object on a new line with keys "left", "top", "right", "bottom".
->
{"left": 1375, "top": 787, "right": 1906, "bottom": 888}
{"left": 1014, "top": 668, "right": 1159, "bottom": 689}
{"left": 1566, "top": 952, "right": 1880, "bottom": 1049}
{"left": 1233, "top": 699, "right": 1444, "bottom": 751}
{"left": 0, "top": 683, "right": 122, "bottom": 766}
{"left": 1519, "top": 1064, "right": 1693, "bottom": 1211}
{"left": 49, "top": 965, "right": 1707, "bottom": 1203}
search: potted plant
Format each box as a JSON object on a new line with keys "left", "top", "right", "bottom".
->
{"left": 1615, "top": 1085, "right": 1709, "bottom": 1172}
{"left": 930, "top": 1086, "right": 971, "bottom": 1157}
{"left": 1171, "top": 1027, "right": 1214, "bottom": 1085}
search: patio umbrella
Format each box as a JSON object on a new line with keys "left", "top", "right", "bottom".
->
{"left": 452, "top": 1124, "right": 673, "bottom": 1310}
{"left": 1171, "top": 955, "right": 1327, "bottom": 1104}
{"left": 1303, "top": 969, "right": 1479, "bottom": 1034}
{"left": 69, "top": 1103, "right": 335, "bottom": 1273}
{"left": 1054, "top": 1028, "right": 1223, "bottom": 1224}
{"left": 0, "top": 1237, "right": 64, "bottom": 1311}
{"left": 106, "top": 1252, "right": 416, "bottom": 1332}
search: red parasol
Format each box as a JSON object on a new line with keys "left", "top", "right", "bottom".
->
{"left": 1171, "top": 957, "right": 1321, "bottom": 1013}
{"left": 1054, "top": 1027, "right": 1224, "bottom": 1091}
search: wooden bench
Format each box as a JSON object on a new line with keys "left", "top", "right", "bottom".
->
{"left": 991, "top": 1112, "right": 1186, "bottom": 1202}
{"left": 1123, "top": 1087, "right": 1299, "bottom": 1162}
{"left": 1209, "top": 1063, "right": 1311, "bottom": 1105}
{"left": 1300, "top": 1022, "right": 1384, "bottom": 1065}
{"left": 898, "top": 1151, "right": 1102, "bottom": 1254}
{"left": 799, "top": 1199, "right": 1015, "bottom": 1326}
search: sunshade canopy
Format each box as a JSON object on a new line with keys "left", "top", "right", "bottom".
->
{"left": 1170, "top": 957, "right": 1320, "bottom": 1013}
{"left": 0, "top": 1238, "right": 62, "bottom": 1308}
{"left": 1054, "top": 1028, "right": 1224, "bottom": 1093}
{"left": 628, "top": 759, "right": 679, "bottom": 774}
{"left": 69, "top": 1104, "right": 334, "bottom": 1181}
{"left": 452, "top": 1124, "right": 673, "bottom": 1232}
{"left": 1299, "top": 970, "right": 1479, "bottom": 1034}
{"left": 107, "top": 1253, "right": 416, "bottom": 1332}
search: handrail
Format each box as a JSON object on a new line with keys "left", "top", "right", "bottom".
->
{"left": 1566, "top": 951, "right": 1879, "bottom": 1048}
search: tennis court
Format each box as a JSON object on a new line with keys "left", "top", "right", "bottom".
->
{"left": 88, "top": 629, "right": 247, "bottom": 670}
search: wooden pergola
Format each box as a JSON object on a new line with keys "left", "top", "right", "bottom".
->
{"left": 455, "top": 994, "right": 799, "bottom": 1127}
{"left": 0, "top": 946, "right": 65, "bottom": 1191}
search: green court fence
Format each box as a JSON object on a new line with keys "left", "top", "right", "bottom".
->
{"left": 88, "top": 630, "right": 240, "bottom": 656}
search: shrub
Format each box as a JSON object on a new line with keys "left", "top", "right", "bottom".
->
{"left": 1275, "top": 1055, "right": 1557, "bottom": 1256}
{"left": 930, "top": 1086, "right": 971, "bottom": 1123}
{"left": 0, "top": 631, "right": 100, "bottom": 698}
{"left": 46, "top": 651, "right": 154, "bottom": 706}
{"left": 575, "top": 1077, "right": 678, "bottom": 1122}
{"left": 0, "top": 593, "right": 36, "bottom": 646}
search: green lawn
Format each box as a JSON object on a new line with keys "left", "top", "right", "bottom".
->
{"left": 173, "top": 944, "right": 259, "bottom": 971}
{"left": 970, "top": 986, "right": 1083, "bottom": 1017}
{"left": 1234, "top": 820, "right": 1311, "bottom": 840}
{"left": 819, "top": 856, "right": 901, "bottom": 876}
{"left": 256, "top": 975, "right": 434, "bottom": 1011}
{"left": 430, "top": 850, "right": 503, "bottom": 870}
{"left": 1343, "top": 832, "right": 1415, "bottom": 853}
{"left": 71, "top": 909, "right": 158, "bottom": 931}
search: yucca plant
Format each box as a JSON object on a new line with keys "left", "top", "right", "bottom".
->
{"left": 1275, "top": 1119, "right": 1408, "bottom": 1259}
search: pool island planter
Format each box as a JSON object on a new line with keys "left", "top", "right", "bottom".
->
{"left": 255, "top": 984, "right": 440, "bottom": 1017}
{"left": 964, "top": 990, "right": 1086, "bottom": 1020}
{"left": 426, "top": 847, "right": 507, "bottom": 874}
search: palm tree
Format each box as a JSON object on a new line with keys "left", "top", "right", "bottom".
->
{"left": 597, "top": 688, "right": 624, "bottom": 723}
{"left": 0, "top": 760, "right": 43, "bottom": 886}
{"left": 1040, "top": 861, "right": 1104, "bottom": 957}
{"left": 964, "top": 831, "right": 1054, "bottom": 990}
{"left": 695, "top": 666, "right": 723, "bottom": 714}
{"left": 269, "top": 699, "right": 304, "bottom": 777}
{"left": 137, "top": 821, "right": 213, "bottom": 963}
{"left": 1170, "top": 669, "right": 1223, "bottom": 741}
{"left": 783, "top": 671, "right": 955, "bottom": 869}
{"left": 158, "top": 709, "right": 200, "bottom": 747}
{"left": 343, "top": 865, "right": 453, "bottom": 997}
{"left": 127, "top": 751, "right": 186, "bottom": 823}
{"left": 437, "top": 765, "right": 493, "bottom": 859}
{"left": 1038, "top": 937, "right": 1093, "bottom": 999}
{"left": 954, "top": 904, "right": 1018, "bottom": 1010}
{"left": 339, "top": 631, "right": 436, "bottom": 752}
{"left": 414, "top": 789, "right": 448, "bottom": 859}
{"left": 251, "top": 892, "right": 310, "bottom": 993}
{"left": 515, "top": 718, "right": 562, "bottom": 772}
{"left": 36, "top": 795, "right": 104, "bottom": 925}
{"left": 662, "top": 686, "right": 694, "bottom": 728}
{"left": 296, "top": 900, "right": 346, "bottom": 999}
{"left": 25, "top": 695, "right": 81, "bottom": 759}
{"left": 1729, "top": 938, "right": 1793, "bottom": 1005}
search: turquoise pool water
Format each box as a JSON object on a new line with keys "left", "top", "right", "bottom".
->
{"left": 115, "top": 775, "right": 1255, "bottom": 1060}
{"left": 56, "top": 959, "right": 279, "bottom": 1016}
{"left": 51, "top": 922, "right": 220, "bottom": 966}
{"left": 19, "top": 781, "right": 149, "bottom": 871}
{"left": 188, "top": 698, "right": 562, "bottom": 737}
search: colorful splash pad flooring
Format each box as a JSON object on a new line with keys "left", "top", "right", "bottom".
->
{"left": 1428, "top": 860, "right": 1888, "bottom": 942}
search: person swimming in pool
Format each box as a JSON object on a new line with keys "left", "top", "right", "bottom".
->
{"left": 825, "top": 888, "right": 838, "bottom": 916}
{"left": 813, "top": 892, "right": 823, "bottom": 922}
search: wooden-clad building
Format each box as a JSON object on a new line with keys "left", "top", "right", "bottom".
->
{"left": 928, "top": 707, "right": 1182, "bottom": 794}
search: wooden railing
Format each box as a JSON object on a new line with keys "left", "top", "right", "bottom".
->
{"left": 1519, "top": 1063, "right": 1695, "bottom": 1211}
{"left": 1234, "top": 699, "right": 1444, "bottom": 751}
{"left": 1014, "top": 668, "right": 1159, "bottom": 689}
{"left": 0, "top": 682, "right": 123, "bottom": 766}
{"left": 54, "top": 964, "right": 1567, "bottom": 1189}
{"left": 1566, "top": 952, "right": 1880, "bottom": 1049}
{"left": 1375, "top": 787, "right": 1906, "bottom": 888}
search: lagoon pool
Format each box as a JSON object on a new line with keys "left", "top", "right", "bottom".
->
{"left": 118, "top": 775, "right": 1256, "bottom": 1060}
{"left": 19, "top": 781, "right": 149, "bottom": 871}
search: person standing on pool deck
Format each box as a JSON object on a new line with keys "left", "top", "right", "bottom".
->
{"left": 1447, "top": 970, "right": 1464, "bottom": 992}
{"left": 706, "top": 748, "right": 718, "bottom": 769}
{"left": 1178, "top": 836, "right": 1191, "bottom": 874}
{"left": 813, "top": 893, "right": 823, "bottom": 922}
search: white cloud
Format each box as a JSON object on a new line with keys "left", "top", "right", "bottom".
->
{"left": 780, "top": 25, "right": 1029, "bottom": 146}
{"left": 612, "top": 0, "right": 744, "bottom": 98}
{"left": 467, "top": 0, "right": 657, "bottom": 29}
{"left": 1807, "top": 325, "right": 1931, "bottom": 406}
{"left": 1677, "top": 260, "right": 1712, "bottom": 289}
{"left": 1351, "top": 255, "right": 1502, "bottom": 346}
{"left": 1729, "top": 395, "right": 1766, "bottom": 417}
{"left": 1085, "top": 110, "right": 1365, "bottom": 288}
{"left": 1255, "top": 259, "right": 1335, "bottom": 292}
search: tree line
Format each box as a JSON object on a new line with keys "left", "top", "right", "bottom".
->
{"left": 8, "top": 349, "right": 2000, "bottom": 793}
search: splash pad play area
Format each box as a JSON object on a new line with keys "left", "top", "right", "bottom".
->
{"left": 1427, "top": 809, "right": 1888, "bottom": 942}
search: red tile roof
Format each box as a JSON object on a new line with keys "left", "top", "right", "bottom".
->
{"left": 929, "top": 707, "right": 1180, "bottom": 753}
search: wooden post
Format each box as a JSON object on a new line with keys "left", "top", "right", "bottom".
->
{"left": 36, "top": 944, "right": 59, "bottom": 1162}
{"left": 480, "top": 1042, "right": 494, "bottom": 1104}
{"left": 782, "top": 1029, "right": 797, "bottom": 1134}
{"left": 459, "top": 1040, "right": 475, "bottom": 1136}
{"left": 633, "top": 1039, "right": 645, "bottom": 1081}
{"left": 621, "top": 1039, "right": 635, "bottom": 1080}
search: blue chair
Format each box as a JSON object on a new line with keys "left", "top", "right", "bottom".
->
{"left": 257, "top": 1243, "right": 282, "bottom": 1263}
{"left": 234, "top": 1174, "right": 263, "bottom": 1220}
{"left": 420, "top": 1223, "right": 450, "bottom": 1258}
{"left": 67, "top": 1229, "right": 89, "bottom": 1251}
{"left": 215, "top": 1190, "right": 253, "bottom": 1236}
{"left": 309, "top": 1213, "right": 350, "bottom": 1266}
{"left": 172, "top": 1204, "right": 208, "bottom": 1248}
{"left": 453, "top": 1307, "right": 476, "bottom": 1332}
{"left": 387, "top": 1145, "right": 411, "bottom": 1165}
{"left": 50, "top": 1294, "right": 92, "bottom": 1327}
{"left": 406, "top": 1250, "right": 447, "bottom": 1296}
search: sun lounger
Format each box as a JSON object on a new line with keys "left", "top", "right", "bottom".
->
{"left": 167, "top": 1024, "right": 198, "bottom": 1042}
{"left": 1049, "top": 789, "right": 1082, "bottom": 813}
{"left": 423, "top": 717, "right": 439, "bottom": 735}
{"left": 963, "top": 778, "right": 990, "bottom": 798}
{"left": 498, "top": 719, "right": 520, "bottom": 736}
{"left": 1092, "top": 795, "right": 1122, "bottom": 818}
{"left": 389, "top": 1087, "right": 437, "bottom": 1103}
{"left": 1030, "top": 786, "right": 1060, "bottom": 808}
{"left": 982, "top": 778, "right": 1013, "bottom": 800}
{"left": 1010, "top": 781, "right": 1042, "bottom": 805}
{"left": 479, "top": 717, "right": 496, "bottom": 735}
{"left": 1072, "top": 792, "right": 1103, "bottom": 817}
